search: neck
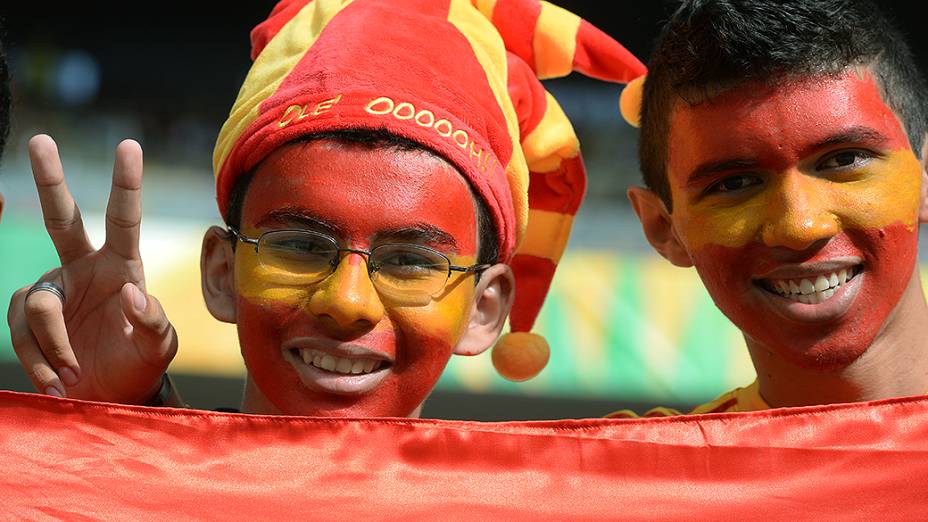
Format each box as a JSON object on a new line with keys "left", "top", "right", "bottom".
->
{"left": 747, "top": 269, "right": 928, "bottom": 408}
{"left": 240, "top": 376, "right": 424, "bottom": 418}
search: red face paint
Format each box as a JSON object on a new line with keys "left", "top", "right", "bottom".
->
{"left": 235, "top": 140, "right": 479, "bottom": 416}
{"left": 666, "top": 70, "right": 923, "bottom": 369}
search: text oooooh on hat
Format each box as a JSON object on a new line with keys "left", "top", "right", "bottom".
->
{"left": 214, "top": 0, "right": 646, "bottom": 381}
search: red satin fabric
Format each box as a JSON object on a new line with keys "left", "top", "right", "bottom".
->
{"left": 1, "top": 390, "right": 927, "bottom": 519}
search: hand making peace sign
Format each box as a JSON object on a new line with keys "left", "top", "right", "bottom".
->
{"left": 6, "top": 135, "right": 177, "bottom": 404}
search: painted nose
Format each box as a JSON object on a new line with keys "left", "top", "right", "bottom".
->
{"left": 761, "top": 172, "right": 840, "bottom": 251}
{"left": 308, "top": 253, "right": 385, "bottom": 335}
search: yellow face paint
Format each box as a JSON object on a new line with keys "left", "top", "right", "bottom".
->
{"left": 662, "top": 70, "right": 925, "bottom": 371}
{"left": 231, "top": 140, "right": 483, "bottom": 417}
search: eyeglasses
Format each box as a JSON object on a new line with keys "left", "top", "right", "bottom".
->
{"left": 228, "top": 227, "right": 491, "bottom": 306}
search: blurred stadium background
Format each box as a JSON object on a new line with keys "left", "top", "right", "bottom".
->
{"left": 0, "top": 1, "right": 925, "bottom": 419}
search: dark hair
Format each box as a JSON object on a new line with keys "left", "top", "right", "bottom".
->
{"left": 639, "top": 0, "right": 928, "bottom": 210}
{"left": 226, "top": 128, "right": 500, "bottom": 265}
{"left": 0, "top": 33, "right": 10, "bottom": 165}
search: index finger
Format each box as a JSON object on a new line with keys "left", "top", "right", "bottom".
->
{"left": 103, "top": 139, "right": 144, "bottom": 260}
{"left": 28, "top": 135, "right": 94, "bottom": 264}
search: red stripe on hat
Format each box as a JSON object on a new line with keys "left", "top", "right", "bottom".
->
{"left": 527, "top": 155, "right": 585, "bottom": 215}
{"left": 506, "top": 52, "right": 547, "bottom": 139}
{"left": 508, "top": 254, "right": 556, "bottom": 332}
{"left": 221, "top": 0, "right": 519, "bottom": 257}
{"left": 573, "top": 19, "right": 646, "bottom": 83}
{"left": 491, "top": 0, "right": 542, "bottom": 71}
{"left": 251, "top": 0, "right": 314, "bottom": 60}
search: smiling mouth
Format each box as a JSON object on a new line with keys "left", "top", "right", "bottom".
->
{"left": 756, "top": 265, "right": 863, "bottom": 304}
{"left": 290, "top": 348, "right": 390, "bottom": 376}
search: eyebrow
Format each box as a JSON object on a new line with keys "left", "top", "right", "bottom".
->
{"left": 811, "top": 125, "right": 891, "bottom": 150}
{"left": 685, "top": 126, "right": 893, "bottom": 188}
{"left": 373, "top": 223, "right": 459, "bottom": 253}
{"left": 686, "top": 159, "right": 758, "bottom": 187}
{"left": 255, "top": 208, "right": 343, "bottom": 237}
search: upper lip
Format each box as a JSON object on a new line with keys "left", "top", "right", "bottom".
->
{"left": 281, "top": 338, "right": 394, "bottom": 364}
{"left": 753, "top": 257, "right": 863, "bottom": 280}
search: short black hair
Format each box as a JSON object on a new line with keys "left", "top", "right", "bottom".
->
{"left": 0, "top": 32, "right": 10, "bottom": 165}
{"left": 639, "top": 0, "right": 928, "bottom": 210}
{"left": 226, "top": 128, "right": 500, "bottom": 265}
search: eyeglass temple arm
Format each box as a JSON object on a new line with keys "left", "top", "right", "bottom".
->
{"left": 449, "top": 263, "right": 493, "bottom": 273}
{"left": 227, "top": 227, "right": 260, "bottom": 250}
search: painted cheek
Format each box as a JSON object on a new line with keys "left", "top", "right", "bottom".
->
{"left": 832, "top": 151, "right": 922, "bottom": 232}
{"left": 676, "top": 150, "right": 922, "bottom": 251}
{"left": 693, "top": 223, "right": 918, "bottom": 368}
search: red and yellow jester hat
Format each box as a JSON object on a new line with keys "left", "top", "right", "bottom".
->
{"left": 213, "top": 0, "right": 645, "bottom": 381}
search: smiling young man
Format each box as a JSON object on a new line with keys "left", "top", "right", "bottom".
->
{"left": 8, "top": 0, "right": 645, "bottom": 416}
{"left": 625, "top": 0, "right": 928, "bottom": 413}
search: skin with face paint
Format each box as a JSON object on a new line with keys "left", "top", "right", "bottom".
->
{"left": 218, "top": 140, "right": 497, "bottom": 417}
{"left": 631, "top": 69, "right": 928, "bottom": 406}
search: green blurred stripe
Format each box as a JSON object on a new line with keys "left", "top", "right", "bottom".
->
{"left": 0, "top": 218, "right": 61, "bottom": 360}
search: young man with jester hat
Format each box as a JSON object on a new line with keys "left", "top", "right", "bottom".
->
{"left": 617, "top": 0, "right": 928, "bottom": 415}
{"left": 7, "top": 0, "right": 646, "bottom": 417}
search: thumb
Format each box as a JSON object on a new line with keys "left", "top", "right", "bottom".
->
{"left": 120, "top": 282, "right": 178, "bottom": 368}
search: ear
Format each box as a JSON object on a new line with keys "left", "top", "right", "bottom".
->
{"left": 918, "top": 134, "right": 928, "bottom": 224}
{"left": 627, "top": 185, "right": 693, "bottom": 268}
{"left": 201, "top": 225, "right": 237, "bottom": 323}
{"left": 452, "top": 263, "right": 515, "bottom": 356}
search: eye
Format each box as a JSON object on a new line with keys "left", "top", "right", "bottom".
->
{"left": 373, "top": 247, "right": 447, "bottom": 279}
{"left": 817, "top": 150, "right": 873, "bottom": 171}
{"left": 379, "top": 251, "right": 435, "bottom": 269}
{"left": 705, "top": 175, "right": 763, "bottom": 195}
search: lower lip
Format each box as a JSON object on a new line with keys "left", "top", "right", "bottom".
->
{"left": 755, "top": 271, "right": 863, "bottom": 323}
{"left": 283, "top": 350, "right": 391, "bottom": 396}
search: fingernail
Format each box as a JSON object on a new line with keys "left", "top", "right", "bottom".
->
{"left": 130, "top": 284, "right": 147, "bottom": 312}
{"left": 59, "top": 366, "right": 79, "bottom": 387}
{"left": 44, "top": 386, "right": 63, "bottom": 398}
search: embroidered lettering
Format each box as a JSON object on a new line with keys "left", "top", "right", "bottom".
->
{"left": 415, "top": 110, "right": 435, "bottom": 127}
{"left": 365, "top": 97, "right": 395, "bottom": 115}
{"left": 393, "top": 102, "right": 415, "bottom": 120}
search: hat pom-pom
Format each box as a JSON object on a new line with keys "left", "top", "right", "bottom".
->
{"left": 619, "top": 75, "right": 645, "bottom": 128}
{"left": 491, "top": 332, "right": 550, "bottom": 382}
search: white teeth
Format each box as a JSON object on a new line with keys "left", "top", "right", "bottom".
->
{"left": 799, "top": 279, "right": 815, "bottom": 295}
{"left": 320, "top": 355, "right": 337, "bottom": 372}
{"left": 297, "top": 348, "right": 385, "bottom": 376}
{"left": 335, "top": 357, "right": 353, "bottom": 374}
{"left": 814, "top": 275, "right": 829, "bottom": 292}
{"left": 767, "top": 267, "right": 859, "bottom": 305}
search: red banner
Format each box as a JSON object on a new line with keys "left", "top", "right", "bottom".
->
{"left": 1, "top": 390, "right": 926, "bottom": 519}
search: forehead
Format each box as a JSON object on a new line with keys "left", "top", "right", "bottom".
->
{"left": 666, "top": 70, "right": 911, "bottom": 181}
{"left": 242, "top": 140, "right": 477, "bottom": 238}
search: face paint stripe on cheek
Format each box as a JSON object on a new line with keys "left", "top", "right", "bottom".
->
{"left": 677, "top": 150, "right": 923, "bottom": 250}
{"left": 692, "top": 222, "right": 918, "bottom": 369}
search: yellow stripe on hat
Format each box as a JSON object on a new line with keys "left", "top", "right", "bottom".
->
{"left": 447, "top": 0, "right": 530, "bottom": 248}
{"left": 533, "top": 1, "right": 580, "bottom": 79}
{"left": 213, "top": 0, "right": 353, "bottom": 177}
{"left": 471, "top": 0, "right": 498, "bottom": 20}
{"left": 522, "top": 91, "right": 579, "bottom": 173}
{"left": 516, "top": 209, "right": 574, "bottom": 263}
